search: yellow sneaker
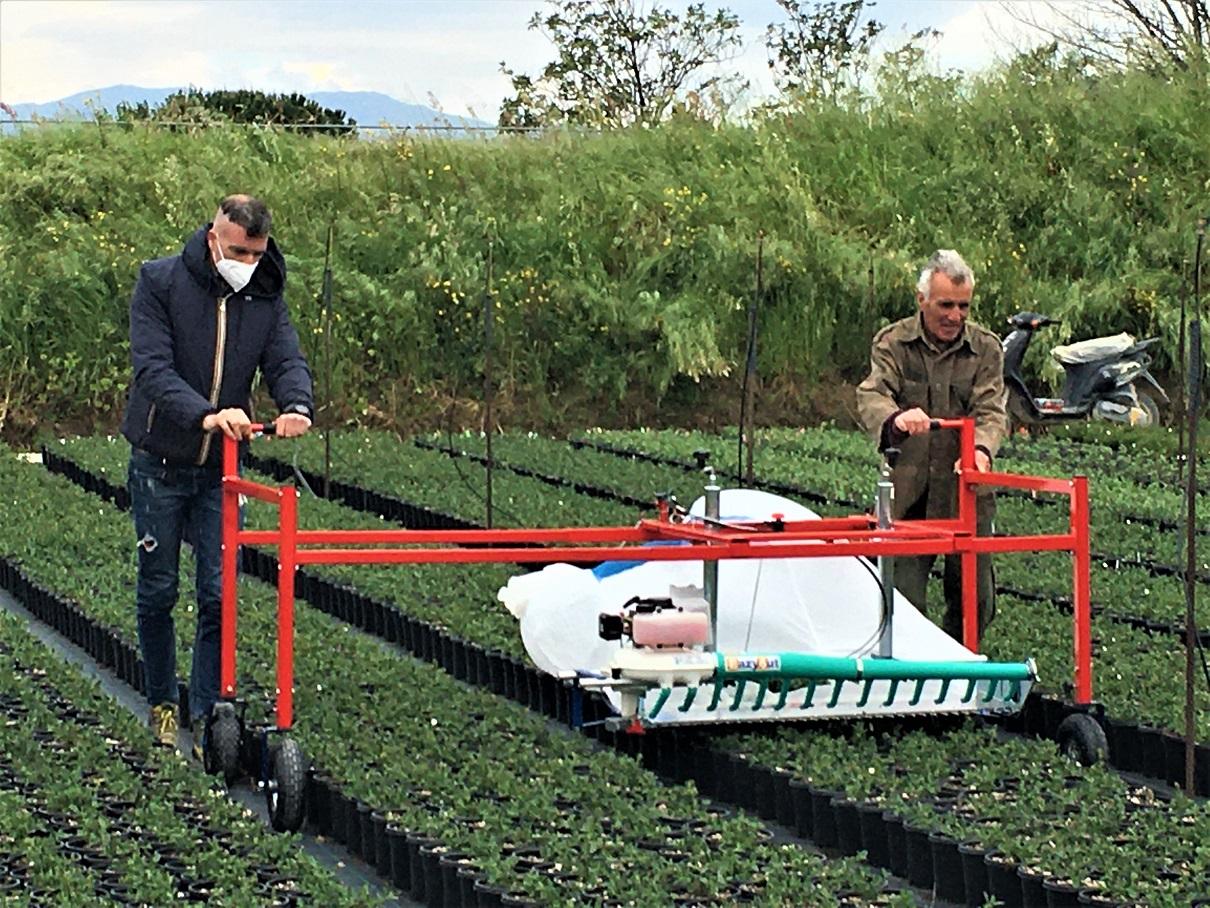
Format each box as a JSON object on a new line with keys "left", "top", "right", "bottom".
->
{"left": 149, "top": 703, "right": 178, "bottom": 749}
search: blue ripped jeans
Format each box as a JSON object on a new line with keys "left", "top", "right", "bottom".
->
{"left": 128, "top": 447, "right": 229, "bottom": 723}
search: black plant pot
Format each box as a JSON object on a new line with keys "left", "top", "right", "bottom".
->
{"left": 752, "top": 766, "right": 778, "bottom": 820}
{"left": 832, "top": 796, "right": 863, "bottom": 857}
{"left": 810, "top": 787, "right": 840, "bottom": 848}
{"left": 1043, "top": 877, "right": 1083, "bottom": 907}
{"left": 357, "top": 801, "right": 376, "bottom": 862}
{"left": 857, "top": 802, "right": 890, "bottom": 869}
{"left": 1163, "top": 732, "right": 1189, "bottom": 787}
{"left": 406, "top": 833, "right": 438, "bottom": 902}
{"left": 473, "top": 878, "right": 509, "bottom": 908}
{"left": 770, "top": 768, "right": 795, "bottom": 828}
{"left": 419, "top": 844, "right": 448, "bottom": 907}
{"left": 929, "top": 832, "right": 965, "bottom": 903}
{"left": 386, "top": 825, "right": 410, "bottom": 892}
{"left": 1138, "top": 725, "right": 1167, "bottom": 779}
{"left": 789, "top": 780, "right": 814, "bottom": 839}
{"left": 1077, "top": 887, "right": 1123, "bottom": 906}
{"left": 903, "top": 824, "right": 933, "bottom": 890}
{"left": 959, "top": 840, "right": 990, "bottom": 905}
{"left": 984, "top": 851, "right": 1023, "bottom": 908}
{"left": 439, "top": 853, "right": 475, "bottom": 908}
{"left": 1104, "top": 716, "right": 1140, "bottom": 772}
{"left": 729, "top": 755, "right": 756, "bottom": 810}
{"left": 883, "top": 812, "right": 908, "bottom": 879}
{"left": 371, "top": 811, "right": 392, "bottom": 877}
{"left": 456, "top": 864, "right": 484, "bottom": 907}
{"left": 1017, "top": 865, "right": 1048, "bottom": 906}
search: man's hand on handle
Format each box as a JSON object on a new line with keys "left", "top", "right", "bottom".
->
{"left": 202, "top": 408, "right": 252, "bottom": 440}
{"left": 273, "top": 413, "right": 312, "bottom": 438}
{"left": 894, "top": 408, "right": 991, "bottom": 473}
{"left": 893, "top": 407, "right": 933, "bottom": 436}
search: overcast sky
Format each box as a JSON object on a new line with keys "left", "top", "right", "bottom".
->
{"left": 0, "top": 0, "right": 1066, "bottom": 117}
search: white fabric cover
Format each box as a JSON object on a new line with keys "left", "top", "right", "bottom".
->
{"left": 1051, "top": 332, "right": 1134, "bottom": 365}
{"left": 498, "top": 489, "right": 980, "bottom": 712}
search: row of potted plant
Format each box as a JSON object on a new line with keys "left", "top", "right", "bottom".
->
{"left": 0, "top": 609, "right": 379, "bottom": 906}
{"left": 0, "top": 448, "right": 909, "bottom": 906}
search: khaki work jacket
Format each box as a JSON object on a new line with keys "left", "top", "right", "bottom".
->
{"left": 856, "top": 314, "right": 1008, "bottom": 520}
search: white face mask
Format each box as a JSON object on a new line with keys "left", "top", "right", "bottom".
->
{"left": 211, "top": 235, "right": 259, "bottom": 292}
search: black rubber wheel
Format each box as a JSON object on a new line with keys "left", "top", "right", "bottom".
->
{"left": 267, "top": 737, "right": 306, "bottom": 833}
{"left": 1056, "top": 713, "right": 1108, "bottom": 766}
{"left": 1133, "top": 387, "right": 1161, "bottom": 427}
{"left": 205, "top": 706, "right": 242, "bottom": 784}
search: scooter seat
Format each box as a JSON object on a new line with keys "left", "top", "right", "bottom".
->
{"left": 1051, "top": 332, "right": 1135, "bottom": 365}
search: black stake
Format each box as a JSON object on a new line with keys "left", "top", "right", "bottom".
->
{"left": 483, "top": 229, "right": 495, "bottom": 529}
{"left": 1185, "top": 216, "right": 1205, "bottom": 793}
{"left": 739, "top": 232, "right": 763, "bottom": 487}
{"left": 322, "top": 224, "right": 334, "bottom": 499}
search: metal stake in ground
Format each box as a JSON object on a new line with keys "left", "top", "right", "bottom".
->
{"left": 738, "top": 232, "right": 763, "bottom": 487}
{"left": 1185, "top": 215, "right": 1205, "bottom": 793}
{"left": 483, "top": 229, "right": 495, "bottom": 529}
{"left": 321, "top": 224, "right": 334, "bottom": 499}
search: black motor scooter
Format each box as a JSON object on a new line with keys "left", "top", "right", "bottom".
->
{"left": 1002, "top": 312, "right": 1168, "bottom": 427}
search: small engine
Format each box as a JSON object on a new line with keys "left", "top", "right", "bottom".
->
{"left": 599, "top": 596, "right": 710, "bottom": 649}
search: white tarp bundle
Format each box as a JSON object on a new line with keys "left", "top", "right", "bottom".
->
{"left": 1051, "top": 332, "right": 1134, "bottom": 365}
{"left": 498, "top": 489, "right": 980, "bottom": 715}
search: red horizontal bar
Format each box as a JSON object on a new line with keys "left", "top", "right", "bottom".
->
{"left": 966, "top": 471, "right": 1075, "bottom": 496}
{"left": 223, "top": 478, "right": 281, "bottom": 504}
{"left": 959, "top": 534, "right": 1075, "bottom": 554}
{"left": 294, "top": 537, "right": 974, "bottom": 565}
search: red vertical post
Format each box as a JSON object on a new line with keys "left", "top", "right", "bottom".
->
{"left": 959, "top": 418, "right": 979, "bottom": 652}
{"left": 220, "top": 433, "right": 240, "bottom": 698}
{"left": 276, "top": 485, "right": 297, "bottom": 730}
{"left": 1071, "top": 475, "right": 1093, "bottom": 703}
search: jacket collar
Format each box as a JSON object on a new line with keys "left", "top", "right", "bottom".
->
{"left": 181, "top": 223, "right": 286, "bottom": 298}
{"left": 908, "top": 312, "right": 972, "bottom": 353}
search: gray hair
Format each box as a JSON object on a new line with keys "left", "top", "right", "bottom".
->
{"left": 917, "top": 249, "right": 974, "bottom": 298}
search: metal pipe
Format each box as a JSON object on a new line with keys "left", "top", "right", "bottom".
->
{"left": 704, "top": 465, "right": 720, "bottom": 650}
{"left": 876, "top": 458, "right": 895, "bottom": 658}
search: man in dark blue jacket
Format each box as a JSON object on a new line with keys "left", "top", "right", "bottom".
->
{"left": 120, "top": 195, "right": 313, "bottom": 760}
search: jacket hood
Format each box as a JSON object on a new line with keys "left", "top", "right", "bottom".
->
{"left": 181, "top": 223, "right": 287, "bottom": 298}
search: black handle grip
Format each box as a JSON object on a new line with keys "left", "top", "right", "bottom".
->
{"left": 257, "top": 422, "right": 277, "bottom": 437}
{"left": 929, "top": 419, "right": 942, "bottom": 432}
{"left": 884, "top": 446, "right": 900, "bottom": 469}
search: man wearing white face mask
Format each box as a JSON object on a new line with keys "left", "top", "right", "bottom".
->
{"left": 120, "top": 195, "right": 313, "bottom": 763}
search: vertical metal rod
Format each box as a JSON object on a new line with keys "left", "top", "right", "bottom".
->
{"left": 220, "top": 434, "right": 240, "bottom": 698}
{"left": 739, "top": 232, "right": 762, "bottom": 487}
{"left": 483, "top": 234, "right": 495, "bottom": 529}
{"left": 876, "top": 460, "right": 895, "bottom": 658}
{"left": 321, "top": 224, "right": 334, "bottom": 499}
{"left": 957, "top": 419, "right": 979, "bottom": 652}
{"left": 704, "top": 467, "right": 720, "bottom": 650}
{"left": 276, "top": 485, "right": 297, "bottom": 730}
{"left": 1184, "top": 222, "right": 1203, "bottom": 792}
{"left": 1072, "top": 475, "right": 1093, "bottom": 704}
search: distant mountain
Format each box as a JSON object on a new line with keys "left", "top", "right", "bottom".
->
{"left": 3, "top": 85, "right": 492, "bottom": 132}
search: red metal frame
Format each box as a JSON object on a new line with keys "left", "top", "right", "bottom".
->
{"left": 220, "top": 418, "right": 1095, "bottom": 730}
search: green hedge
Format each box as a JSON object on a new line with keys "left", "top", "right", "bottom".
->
{"left": 3, "top": 53, "right": 1207, "bottom": 433}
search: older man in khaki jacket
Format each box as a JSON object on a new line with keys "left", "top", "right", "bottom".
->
{"left": 856, "top": 249, "right": 1008, "bottom": 642}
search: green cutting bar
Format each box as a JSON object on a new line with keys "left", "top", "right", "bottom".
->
{"left": 715, "top": 652, "right": 1035, "bottom": 684}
